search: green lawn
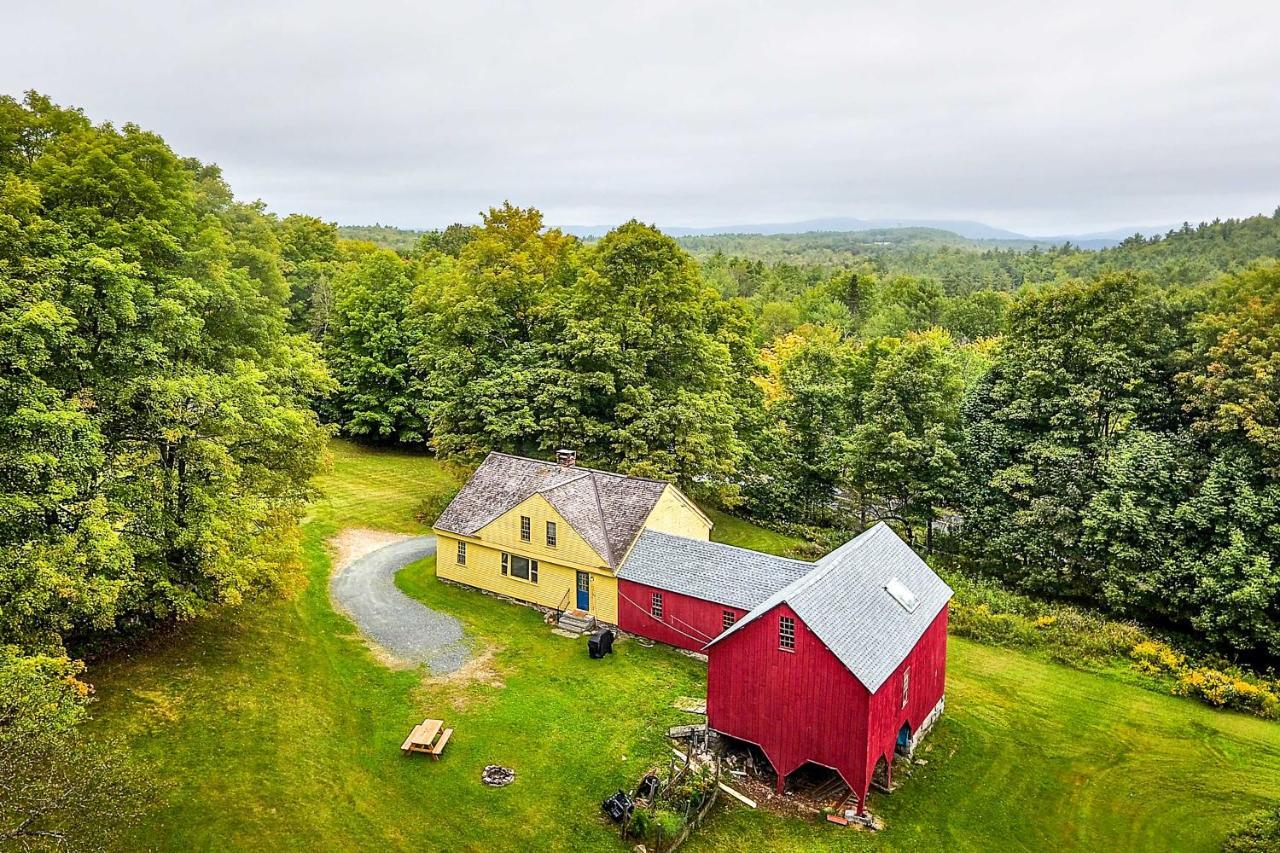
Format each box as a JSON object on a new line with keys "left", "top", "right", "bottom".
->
{"left": 704, "top": 505, "right": 809, "bottom": 556}
{"left": 312, "top": 439, "right": 457, "bottom": 532}
{"left": 85, "top": 440, "right": 1280, "bottom": 851}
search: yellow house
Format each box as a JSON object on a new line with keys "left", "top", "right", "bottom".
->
{"left": 433, "top": 449, "right": 711, "bottom": 625}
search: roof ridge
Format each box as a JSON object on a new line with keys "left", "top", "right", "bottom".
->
{"left": 770, "top": 522, "right": 885, "bottom": 601}
{"left": 703, "top": 522, "right": 888, "bottom": 650}
{"left": 485, "top": 450, "right": 674, "bottom": 486}
{"left": 634, "top": 530, "right": 813, "bottom": 567}
{"left": 586, "top": 470, "right": 615, "bottom": 566}
{"left": 537, "top": 471, "right": 593, "bottom": 492}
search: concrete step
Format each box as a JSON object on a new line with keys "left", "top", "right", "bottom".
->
{"left": 557, "top": 611, "right": 595, "bottom": 633}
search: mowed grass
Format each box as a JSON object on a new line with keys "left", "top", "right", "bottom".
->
{"left": 312, "top": 439, "right": 457, "bottom": 532}
{"left": 704, "top": 505, "right": 809, "bottom": 556}
{"left": 85, "top": 440, "right": 1280, "bottom": 851}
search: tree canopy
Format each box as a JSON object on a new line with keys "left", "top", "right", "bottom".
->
{"left": 1, "top": 91, "right": 330, "bottom": 843}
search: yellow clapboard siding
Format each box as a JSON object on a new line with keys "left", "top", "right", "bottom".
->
{"left": 642, "top": 485, "right": 713, "bottom": 541}
{"left": 432, "top": 466, "right": 710, "bottom": 626}
{"left": 435, "top": 532, "right": 619, "bottom": 624}
{"left": 478, "top": 494, "right": 608, "bottom": 568}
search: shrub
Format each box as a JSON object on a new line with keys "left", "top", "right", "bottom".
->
{"left": 1130, "top": 640, "right": 1184, "bottom": 675}
{"left": 628, "top": 806, "right": 653, "bottom": 838}
{"left": 651, "top": 808, "right": 684, "bottom": 840}
{"left": 1174, "top": 669, "right": 1279, "bottom": 719}
{"left": 939, "top": 565, "right": 1280, "bottom": 720}
{"left": 414, "top": 486, "right": 459, "bottom": 527}
{"left": 1224, "top": 807, "right": 1280, "bottom": 852}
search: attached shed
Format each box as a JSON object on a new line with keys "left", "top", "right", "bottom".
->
{"left": 616, "top": 530, "right": 812, "bottom": 651}
{"left": 705, "top": 523, "right": 953, "bottom": 812}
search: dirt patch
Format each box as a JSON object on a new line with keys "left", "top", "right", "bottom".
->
{"left": 414, "top": 646, "right": 506, "bottom": 712}
{"left": 328, "top": 527, "right": 414, "bottom": 573}
{"left": 424, "top": 645, "right": 503, "bottom": 688}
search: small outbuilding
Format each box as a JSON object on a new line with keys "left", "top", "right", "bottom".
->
{"left": 704, "top": 523, "right": 952, "bottom": 813}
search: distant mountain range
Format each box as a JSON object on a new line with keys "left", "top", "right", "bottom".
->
{"left": 337, "top": 217, "right": 1185, "bottom": 253}
{"left": 558, "top": 217, "right": 1178, "bottom": 249}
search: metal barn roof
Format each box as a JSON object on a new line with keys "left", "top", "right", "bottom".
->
{"left": 617, "top": 530, "right": 813, "bottom": 611}
{"left": 706, "top": 523, "right": 953, "bottom": 692}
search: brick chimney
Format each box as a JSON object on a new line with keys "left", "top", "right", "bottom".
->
{"left": 556, "top": 449, "right": 577, "bottom": 468}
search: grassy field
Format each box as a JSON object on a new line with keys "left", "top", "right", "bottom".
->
{"left": 703, "top": 505, "right": 809, "bottom": 556}
{"left": 86, "top": 440, "right": 1280, "bottom": 851}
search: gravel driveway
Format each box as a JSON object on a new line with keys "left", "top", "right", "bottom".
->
{"left": 329, "top": 535, "right": 469, "bottom": 674}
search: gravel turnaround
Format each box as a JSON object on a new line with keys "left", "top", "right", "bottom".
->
{"left": 329, "top": 536, "right": 469, "bottom": 673}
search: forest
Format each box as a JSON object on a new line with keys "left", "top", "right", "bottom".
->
{"left": 325, "top": 210, "right": 1280, "bottom": 663}
{"left": 1, "top": 92, "right": 1278, "bottom": 844}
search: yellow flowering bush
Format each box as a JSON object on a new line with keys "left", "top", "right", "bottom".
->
{"left": 942, "top": 567, "right": 1280, "bottom": 719}
{"left": 1130, "top": 640, "right": 1184, "bottom": 675}
{"left": 1174, "top": 668, "right": 1279, "bottom": 718}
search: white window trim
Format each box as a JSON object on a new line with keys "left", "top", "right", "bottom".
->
{"left": 779, "top": 615, "right": 796, "bottom": 651}
{"left": 503, "top": 551, "right": 538, "bottom": 584}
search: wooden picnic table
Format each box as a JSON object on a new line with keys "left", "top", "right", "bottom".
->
{"left": 401, "top": 718, "right": 453, "bottom": 759}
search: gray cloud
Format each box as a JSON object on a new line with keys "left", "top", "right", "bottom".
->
{"left": 5, "top": 0, "right": 1279, "bottom": 234}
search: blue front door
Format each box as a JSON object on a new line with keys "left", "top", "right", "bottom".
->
{"left": 576, "top": 571, "right": 590, "bottom": 611}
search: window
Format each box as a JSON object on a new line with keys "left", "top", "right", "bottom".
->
{"left": 902, "top": 667, "right": 911, "bottom": 710}
{"left": 503, "top": 552, "right": 538, "bottom": 583}
{"left": 546, "top": 520, "right": 557, "bottom": 547}
{"left": 779, "top": 615, "right": 796, "bottom": 650}
{"left": 722, "top": 610, "right": 736, "bottom": 631}
{"left": 456, "top": 540, "right": 467, "bottom": 566}
{"left": 520, "top": 515, "right": 531, "bottom": 541}
{"left": 651, "top": 592, "right": 664, "bottom": 618}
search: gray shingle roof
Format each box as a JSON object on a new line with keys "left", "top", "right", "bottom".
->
{"left": 706, "top": 523, "right": 953, "bottom": 692}
{"left": 617, "top": 530, "right": 814, "bottom": 611}
{"left": 432, "top": 452, "right": 668, "bottom": 568}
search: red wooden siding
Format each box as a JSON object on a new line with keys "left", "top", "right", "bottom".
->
{"left": 706, "top": 603, "right": 872, "bottom": 797}
{"left": 864, "top": 606, "right": 949, "bottom": 791}
{"left": 707, "top": 602, "right": 950, "bottom": 809}
{"left": 617, "top": 579, "right": 746, "bottom": 652}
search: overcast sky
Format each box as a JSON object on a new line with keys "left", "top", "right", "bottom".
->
{"left": 5, "top": 1, "right": 1279, "bottom": 234}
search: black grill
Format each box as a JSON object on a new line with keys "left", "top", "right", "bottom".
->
{"left": 588, "top": 628, "right": 616, "bottom": 659}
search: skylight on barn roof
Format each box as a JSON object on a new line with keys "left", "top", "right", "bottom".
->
{"left": 885, "top": 577, "right": 919, "bottom": 614}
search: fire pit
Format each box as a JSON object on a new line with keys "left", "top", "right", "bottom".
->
{"left": 481, "top": 765, "right": 516, "bottom": 787}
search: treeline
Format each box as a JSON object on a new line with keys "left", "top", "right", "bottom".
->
{"left": 316, "top": 206, "right": 1279, "bottom": 663}
{"left": 336, "top": 223, "right": 428, "bottom": 252}
{"left": 684, "top": 210, "right": 1280, "bottom": 294}
{"left": 748, "top": 270, "right": 1279, "bottom": 658}
{"left": 322, "top": 207, "right": 750, "bottom": 493}
{"left": 0, "top": 93, "right": 330, "bottom": 842}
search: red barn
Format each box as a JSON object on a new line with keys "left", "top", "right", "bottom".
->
{"left": 705, "top": 523, "right": 952, "bottom": 813}
{"left": 616, "top": 531, "right": 812, "bottom": 652}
